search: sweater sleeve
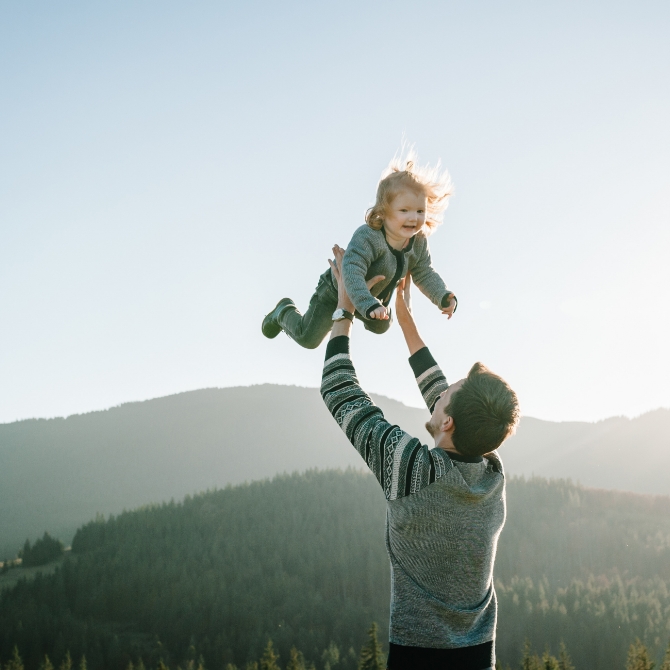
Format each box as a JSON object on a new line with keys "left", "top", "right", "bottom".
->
{"left": 321, "top": 336, "right": 451, "bottom": 500}
{"left": 409, "top": 236, "right": 451, "bottom": 310}
{"left": 408, "top": 346, "right": 450, "bottom": 412}
{"left": 341, "top": 227, "right": 385, "bottom": 317}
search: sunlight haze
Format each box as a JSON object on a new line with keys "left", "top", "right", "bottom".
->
{"left": 1, "top": 0, "right": 669, "bottom": 424}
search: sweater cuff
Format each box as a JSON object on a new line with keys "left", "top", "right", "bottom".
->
{"left": 365, "top": 302, "right": 382, "bottom": 319}
{"left": 440, "top": 292, "right": 457, "bottom": 310}
{"left": 325, "top": 336, "right": 350, "bottom": 360}
{"left": 408, "top": 347, "right": 438, "bottom": 377}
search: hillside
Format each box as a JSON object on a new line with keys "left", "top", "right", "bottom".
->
{"left": 1, "top": 384, "right": 669, "bottom": 558}
{"left": 2, "top": 472, "right": 670, "bottom": 670}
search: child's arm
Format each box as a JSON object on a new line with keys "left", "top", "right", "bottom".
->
{"left": 409, "top": 236, "right": 457, "bottom": 318}
{"left": 341, "top": 228, "right": 388, "bottom": 319}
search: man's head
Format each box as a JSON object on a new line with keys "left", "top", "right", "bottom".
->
{"left": 425, "top": 363, "right": 520, "bottom": 457}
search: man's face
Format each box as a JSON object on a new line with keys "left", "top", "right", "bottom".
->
{"left": 425, "top": 379, "right": 464, "bottom": 439}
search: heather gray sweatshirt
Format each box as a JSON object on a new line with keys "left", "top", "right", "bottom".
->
{"left": 334, "top": 225, "right": 452, "bottom": 318}
{"left": 321, "top": 337, "right": 505, "bottom": 650}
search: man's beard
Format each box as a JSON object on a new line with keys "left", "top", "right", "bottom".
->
{"left": 425, "top": 421, "right": 436, "bottom": 437}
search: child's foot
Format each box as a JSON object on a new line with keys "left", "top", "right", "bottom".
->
{"left": 262, "top": 298, "right": 294, "bottom": 338}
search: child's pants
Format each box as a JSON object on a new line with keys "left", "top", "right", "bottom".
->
{"left": 277, "top": 271, "right": 392, "bottom": 349}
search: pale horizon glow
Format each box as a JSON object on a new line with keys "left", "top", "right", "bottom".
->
{"left": 1, "top": 1, "right": 669, "bottom": 425}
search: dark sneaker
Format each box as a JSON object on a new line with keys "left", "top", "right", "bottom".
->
{"left": 262, "top": 298, "right": 294, "bottom": 339}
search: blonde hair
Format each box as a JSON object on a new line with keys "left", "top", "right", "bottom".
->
{"left": 365, "top": 148, "right": 453, "bottom": 235}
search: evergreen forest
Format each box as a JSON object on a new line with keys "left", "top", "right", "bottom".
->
{"left": 2, "top": 470, "right": 670, "bottom": 669}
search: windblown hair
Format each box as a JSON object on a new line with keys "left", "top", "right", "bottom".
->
{"left": 365, "top": 147, "right": 453, "bottom": 235}
{"left": 446, "top": 362, "right": 520, "bottom": 458}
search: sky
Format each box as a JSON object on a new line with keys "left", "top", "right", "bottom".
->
{"left": 1, "top": 0, "right": 669, "bottom": 424}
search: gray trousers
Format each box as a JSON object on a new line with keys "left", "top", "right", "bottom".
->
{"left": 278, "top": 272, "right": 392, "bottom": 349}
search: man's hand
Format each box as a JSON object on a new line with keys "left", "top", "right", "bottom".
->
{"left": 328, "top": 245, "right": 384, "bottom": 338}
{"left": 395, "top": 276, "right": 426, "bottom": 356}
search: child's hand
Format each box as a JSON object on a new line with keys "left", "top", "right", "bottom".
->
{"left": 369, "top": 305, "right": 389, "bottom": 320}
{"left": 441, "top": 293, "right": 458, "bottom": 319}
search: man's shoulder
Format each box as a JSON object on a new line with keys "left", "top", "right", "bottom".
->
{"left": 484, "top": 451, "right": 504, "bottom": 475}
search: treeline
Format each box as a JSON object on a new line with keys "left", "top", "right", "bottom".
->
{"left": 2, "top": 471, "right": 670, "bottom": 669}
{"left": 18, "top": 533, "right": 64, "bottom": 568}
{"left": 3, "top": 635, "right": 670, "bottom": 670}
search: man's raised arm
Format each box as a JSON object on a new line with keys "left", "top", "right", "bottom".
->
{"left": 321, "top": 246, "right": 449, "bottom": 500}
{"left": 395, "top": 278, "right": 450, "bottom": 413}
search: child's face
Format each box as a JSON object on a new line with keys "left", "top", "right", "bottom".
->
{"left": 383, "top": 189, "right": 427, "bottom": 243}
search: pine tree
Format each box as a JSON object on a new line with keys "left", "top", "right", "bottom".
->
{"left": 661, "top": 642, "right": 670, "bottom": 670}
{"left": 358, "top": 623, "right": 384, "bottom": 670}
{"left": 5, "top": 647, "right": 24, "bottom": 670}
{"left": 557, "top": 642, "right": 574, "bottom": 670}
{"left": 79, "top": 656, "right": 87, "bottom": 670}
{"left": 224, "top": 665, "right": 239, "bottom": 670}
{"left": 541, "top": 650, "right": 559, "bottom": 670}
{"left": 59, "top": 652, "right": 72, "bottom": 670}
{"left": 322, "top": 642, "right": 339, "bottom": 670}
{"left": 260, "top": 640, "right": 281, "bottom": 670}
{"left": 286, "top": 648, "right": 306, "bottom": 670}
{"left": 626, "top": 639, "right": 655, "bottom": 670}
{"left": 39, "top": 656, "right": 55, "bottom": 670}
{"left": 520, "top": 641, "right": 542, "bottom": 670}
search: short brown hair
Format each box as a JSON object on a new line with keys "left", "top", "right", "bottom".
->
{"left": 365, "top": 148, "right": 453, "bottom": 235}
{"left": 446, "top": 362, "right": 520, "bottom": 457}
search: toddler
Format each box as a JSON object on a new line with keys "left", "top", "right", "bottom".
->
{"left": 262, "top": 151, "right": 457, "bottom": 348}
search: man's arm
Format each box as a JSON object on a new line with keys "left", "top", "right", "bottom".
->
{"left": 322, "top": 247, "right": 450, "bottom": 499}
{"left": 395, "top": 277, "right": 450, "bottom": 412}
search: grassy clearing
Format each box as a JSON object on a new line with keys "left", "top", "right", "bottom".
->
{"left": 0, "top": 553, "right": 67, "bottom": 592}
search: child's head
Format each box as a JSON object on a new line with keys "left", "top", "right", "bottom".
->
{"left": 365, "top": 148, "right": 453, "bottom": 235}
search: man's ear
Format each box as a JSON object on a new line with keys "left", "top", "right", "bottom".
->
{"left": 442, "top": 415, "right": 455, "bottom": 434}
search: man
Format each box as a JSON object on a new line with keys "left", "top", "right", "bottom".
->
{"left": 321, "top": 246, "right": 519, "bottom": 670}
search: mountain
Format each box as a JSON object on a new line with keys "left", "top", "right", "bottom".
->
{"left": 1, "top": 384, "right": 669, "bottom": 558}
{"left": 501, "top": 409, "right": 670, "bottom": 493}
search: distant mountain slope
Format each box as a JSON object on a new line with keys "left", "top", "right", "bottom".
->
{"left": 1, "top": 384, "right": 668, "bottom": 557}
{"left": 502, "top": 409, "right": 670, "bottom": 493}
{"left": 0, "top": 385, "right": 428, "bottom": 558}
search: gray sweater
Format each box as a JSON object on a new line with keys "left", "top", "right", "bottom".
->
{"left": 334, "top": 225, "right": 451, "bottom": 318}
{"left": 321, "top": 338, "right": 505, "bottom": 650}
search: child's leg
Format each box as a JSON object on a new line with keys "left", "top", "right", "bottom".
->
{"left": 357, "top": 308, "right": 393, "bottom": 335}
{"left": 276, "top": 279, "right": 338, "bottom": 349}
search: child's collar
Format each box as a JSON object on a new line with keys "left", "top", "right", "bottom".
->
{"left": 381, "top": 227, "right": 416, "bottom": 254}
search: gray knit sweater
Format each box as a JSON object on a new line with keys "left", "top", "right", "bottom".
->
{"left": 334, "top": 225, "right": 451, "bottom": 318}
{"left": 321, "top": 337, "right": 505, "bottom": 649}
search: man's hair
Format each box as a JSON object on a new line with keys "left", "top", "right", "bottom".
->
{"left": 365, "top": 147, "right": 453, "bottom": 234}
{"left": 446, "top": 362, "right": 520, "bottom": 457}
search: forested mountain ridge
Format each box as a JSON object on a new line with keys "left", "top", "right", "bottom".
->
{"left": 1, "top": 384, "right": 669, "bottom": 558}
{"left": 2, "top": 471, "right": 670, "bottom": 670}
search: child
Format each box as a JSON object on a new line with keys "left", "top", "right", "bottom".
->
{"left": 262, "top": 150, "right": 457, "bottom": 349}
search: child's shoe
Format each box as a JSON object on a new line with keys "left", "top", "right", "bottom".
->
{"left": 262, "top": 298, "right": 294, "bottom": 338}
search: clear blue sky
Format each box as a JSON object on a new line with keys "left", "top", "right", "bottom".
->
{"left": 1, "top": 0, "right": 669, "bottom": 423}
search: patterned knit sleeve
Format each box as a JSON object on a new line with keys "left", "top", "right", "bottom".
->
{"left": 321, "top": 336, "right": 451, "bottom": 500}
{"left": 408, "top": 347, "right": 450, "bottom": 412}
